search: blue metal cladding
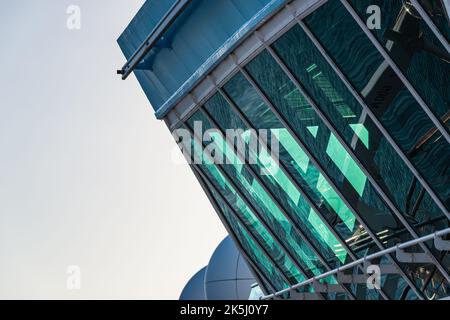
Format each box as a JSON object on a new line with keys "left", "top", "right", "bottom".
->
{"left": 118, "top": 0, "right": 286, "bottom": 116}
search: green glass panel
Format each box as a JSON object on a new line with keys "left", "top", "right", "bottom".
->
{"left": 305, "top": 0, "right": 450, "bottom": 211}
{"left": 186, "top": 108, "right": 325, "bottom": 276}
{"left": 184, "top": 132, "right": 304, "bottom": 286}
{"left": 349, "top": 0, "right": 450, "bottom": 125}
{"left": 244, "top": 50, "right": 435, "bottom": 301}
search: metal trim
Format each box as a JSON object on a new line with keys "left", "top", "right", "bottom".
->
{"left": 118, "top": 0, "right": 190, "bottom": 80}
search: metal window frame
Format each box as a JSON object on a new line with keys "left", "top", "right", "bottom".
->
{"left": 256, "top": 29, "right": 450, "bottom": 286}
{"left": 234, "top": 59, "right": 424, "bottom": 300}
{"left": 165, "top": 0, "right": 326, "bottom": 130}
{"left": 118, "top": 0, "right": 191, "bottom": 80}
{"left": 174, "top": 115, "right": 324, "bottom": 294}
{"left": 171, "top": 123, "right": 282, "bottom": 294}
{"left": 296, "top": 17, "right": 450, "bottom": 225}
{"left": 215, "top": 82, "right": 391, "bottom": 299}
{"left": 192, "top": 165, "right": 276, "bottom": 295}
{"left": 340, "top": 0, "right": 450, "bottom": 145}
{"left": 199, "top": 90, "right": 359, "bottom": 299}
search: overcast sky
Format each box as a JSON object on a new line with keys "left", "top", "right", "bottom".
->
{"left": 0, "top": 0, "right": 226, "bottom": 299}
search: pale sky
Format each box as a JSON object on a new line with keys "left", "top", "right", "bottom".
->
{"left": 0, "top": 0, "right": 226, "bottom": 299}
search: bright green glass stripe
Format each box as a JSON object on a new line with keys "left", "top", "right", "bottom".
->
{"left": 326, "top": 133, "right": 367, "bottom": 197}
{"left": 188, "top": 134, "right": 305, "bottom": 283}
{"left": 277, "top": 128, "right": 356, "bottom": 233}
{"left": 206, "top": 130, "right": 323, "bottom": 275}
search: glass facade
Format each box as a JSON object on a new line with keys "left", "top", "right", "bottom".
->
{"left": 121, "top": 0, "right": 450, "bottom": 300}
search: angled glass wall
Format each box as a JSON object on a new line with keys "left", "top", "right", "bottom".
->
{"left": 121, "top": 0, "right": 450, "bottom": 300}
{"left": 175, "top": 2, "right": 449, "bottom": 299}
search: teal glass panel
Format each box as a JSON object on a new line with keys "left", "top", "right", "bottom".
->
{"left": 185, "top": 106, "right": 325, "bottom": 277}
{"left": 349, "top": 0, "right": 450, "bottom": 126}
{"left": 271, "top": 24, "right": 446, "bottom": 235}
{"left": 210, "top": 185, "right": 290, "bottom": 291}
{"left": 180, "top": 129, "right": 303, "bottom": 289}
{"left": 244, "top": 49, "right": 429, "bottom": 299}
{"left": 245, "top": 50, "right": 405, "bottom": 243}
{"left": 305, "top": 0, "right": 450, "bottom": 212}
{"left": 222, "top": 72, "right": 362, "bottom": 261}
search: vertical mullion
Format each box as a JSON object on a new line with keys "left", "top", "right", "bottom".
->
{"left": 261, "top": 36, "right": 450, "bottom": 285}
{"left": 339, "top": 0, "right": 450, "bottom": 144}
{"left": 296, "top": 17, "right": 450, "bottom": 221}
{"left": 410, "top": 0, "right": 450, "bottom": 54}
{"left": 234, "top": 58, "right": 425, "bottom": 300}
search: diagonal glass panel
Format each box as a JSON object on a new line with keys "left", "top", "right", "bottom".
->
{"left": 210, "top": 185, "right": 292, "bottom": 291}
{"left": 348, "top": 0, "right": 450, "bottom": 129}
{"left": 244, "top": 49, "right": 431, "bottom": 299}
{"left": 185, "top": 107, "right": 326, "bottom": 277}
{"left": 221, "top": 73, "right": 367, "bottom": 253}
{"left": 181, "top": 129, "right": 305, "bottom": 289}
{"left": 204, "top": 96, "right": 351, "bottom": 266}
{"left": 271, "top": 24, "right": 447, "bottom": 238}
{"left": 305, "top": 0, "right": 450, "bottom": 212}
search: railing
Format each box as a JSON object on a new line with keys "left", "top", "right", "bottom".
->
{"left": 262, "top": 228, "right": 450, "bottom": 300}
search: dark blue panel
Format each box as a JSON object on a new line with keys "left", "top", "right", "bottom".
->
{"left": 118, "top": 0, "right": 286, "bottom": 116}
